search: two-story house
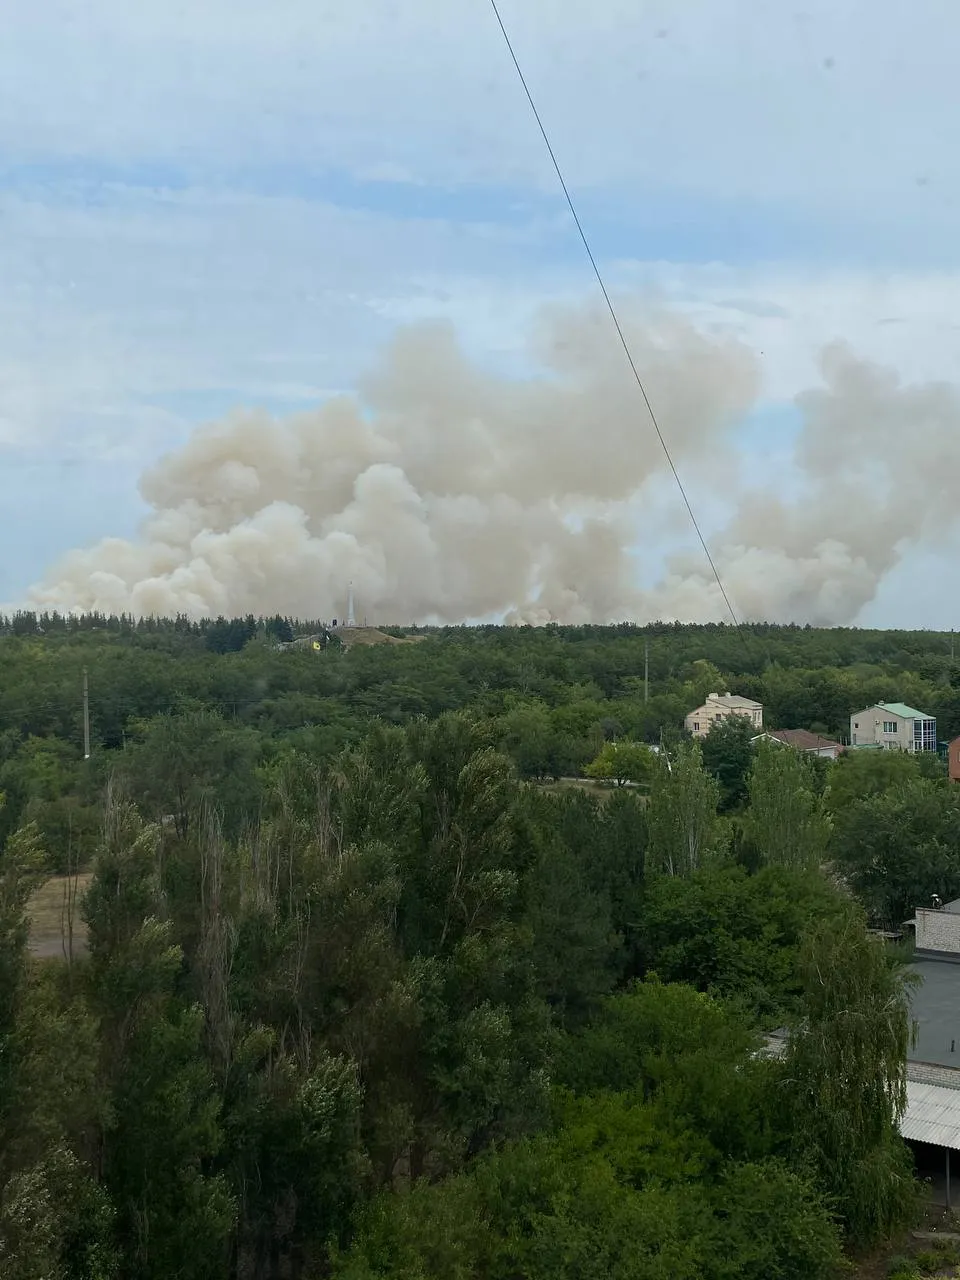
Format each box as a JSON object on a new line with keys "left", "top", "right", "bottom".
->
{"left": 849, "top": 701, "right": 937, "bottom": 752}
{"left": 684, "top": 692, "right": 763, "bottom": 739}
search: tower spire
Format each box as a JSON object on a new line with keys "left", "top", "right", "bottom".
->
{"left": 346, "top": 581, "right": 356, "bottom": 628}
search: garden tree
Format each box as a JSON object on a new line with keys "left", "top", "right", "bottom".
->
{"left": 5, "top": 965, "right": 104, "bottom": 1168}
{"left": 520, "top": 788, "right": 648, "bottom": 1016}
{"left": 83, "top": 790, "right": 235, "bottom": 1279}
{"left": 3, "top": 619, "right": 960, "bottom": 1274}
{"left": 205, "top": 614, "right": 257, "bottom": 654}
{"left": 682, "top": 658, "right": 728, "bottom": 704}
{"left": 517, "top": 791, "right": 623, "bottom": 1021}
{"left": 489, "top": 688, "right": 598, "bottom": 780}
{"left": 760, "top": 665, "right": 861, "bottom": 737}
{"left": 124, "top": 704, "right": 262, "bottom": 841}
{"left": 382, "top": 715, "right": 552, "bottom": 1172}
{"left": 0, "top": 818, "right": 46, "bottom": 1153}
{"left": 0, "top": 1145, "right": 119, "bottom": 1280}
{"left": 786, "top": 909, "right": 917, "bottom": 1245}
{"left": 220, "top": 1037, "right": 367, "bottom": 1279}
{"left": 235, "top": 717, "right": 551, "bottom": 1193}
{"left": 333, "top": 1125, "right": 844, "bottom": 1280}
{"left": 700, "top": 715, "right": 756, "bottom": 811}
{"left": 333, "top": 981, "right": 845, "bottom": 1280}
{"left": 0, "top": 821, "right": 116, "bottom": 1278}
{"left": 264, "top": 614, "right": 295, "bottom": 645}
{"left": 0, "top": 736, "right": 100, "bottom": 872}
{"left": 823, "top": 748, "right": 924, "bottom": 815}
{"left": 829, "top": 775, "right": 960, "bottom": 926}
{"left": 646, "top": 741, "right": 720, "bottom": 877}
{"left": 497, "top": 700, "right": 554, "bottom": 779}
{"left": 744, "top": 742, "right": 832, "bottom": 872}
{"left": 596, "top": 787, "right": 649, "bottom": 934}
{"left": 556, "top": 980, "right": 777, "bottom": 1164}
{"left": 173, "top": 796, "right": 373, "bottom": 1275}
{"left": 698, "top": 1158, "right": 844, "bottom": 1280}
{"left": 636, "top": 864, "right": 847, "bottom": 1019}
{"left": 583, "top": 740, "right": 654, "bottom": 787}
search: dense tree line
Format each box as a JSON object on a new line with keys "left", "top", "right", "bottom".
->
{"left": 0, "top": 618, "right": 947, "bottom": 1275}
{"left": 3, "top": 613, "right": 960, "bottom": 861}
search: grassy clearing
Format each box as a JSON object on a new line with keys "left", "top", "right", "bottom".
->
{"left": 531, "top": 777, "right": 649, "bottom": 803}
{"left": 27, "top": 872, "right": 93, "bottom": 959}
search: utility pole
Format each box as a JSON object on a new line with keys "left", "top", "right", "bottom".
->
{"left": 82, "top": 667, "right": 91, "bottom": 761}
{"left": 644, "top": 640, "right": 649, "bottom": 704}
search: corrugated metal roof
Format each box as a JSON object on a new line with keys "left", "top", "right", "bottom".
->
{"left": 902, "top": 1081, "right": 960, "bottom": 1149}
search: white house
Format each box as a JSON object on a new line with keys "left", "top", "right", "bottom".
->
{"left": 849, "top": 701, "right": 937, "bottom": 753}
{"left": 685, "top": 692, "right": 763, "bottom": 738}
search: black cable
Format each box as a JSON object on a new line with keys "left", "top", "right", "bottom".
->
{"left": 486, "top": 0, "right": 752, "bottom": 655}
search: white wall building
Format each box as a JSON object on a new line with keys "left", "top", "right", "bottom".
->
{"left": 685, "top": 692, "right": 763, "bottom": 738}
{"left": 849, "top": 701, "right": 937, "bottom": 753}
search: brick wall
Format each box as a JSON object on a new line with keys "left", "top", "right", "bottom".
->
{"left": 907, "top": 1060, "right": 960, "bottom": 1088}
{"left": 916, "top": 908, "right": 960, "bottom": 954}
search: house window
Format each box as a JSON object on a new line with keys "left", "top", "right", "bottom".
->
{"left": 854, "top": 722, "right": 859, "bottom": 729}
{"left": 693, "top": 722, "right": 700, "bottom": 732}
{"left": 883, "top": 721, "right": 898, "bottom": 734}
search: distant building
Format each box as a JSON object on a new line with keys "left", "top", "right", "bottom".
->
{"left": 751, "top": 728, "right": 842, "bottom": 760}
{"left": 849, "top": 701, "right": 936, "bottom": 752}
{"left": 684, "top": 692, "right": 763, "bottom": 738}
{"left": 948, "top": 736, "right": 960, "bottom": 783}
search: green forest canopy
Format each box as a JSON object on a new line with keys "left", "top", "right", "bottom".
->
{"left": 0, "top": 614, "right": 951, "bottom": 1277}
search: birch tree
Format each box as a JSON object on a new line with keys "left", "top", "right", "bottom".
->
{"left": 646, "top": 741, "right": 720, "bottom": 878}
{"left": 745, "top": 742, "right": 831, "bottom": 872}
{"left": 786, "top": 911, "right": 917, "bottom": 1244}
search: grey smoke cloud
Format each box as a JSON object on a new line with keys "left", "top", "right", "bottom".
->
{"left": 658, "top": 341, "right": 960, "bottom": 625}
{"left": 25, "top": 303, "right": 757, "bottom": 623}
{"left": 22, "top": 305, "right": 953, "bottom": 626}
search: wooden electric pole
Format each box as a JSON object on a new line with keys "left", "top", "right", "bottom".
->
{"left": 82, "top": 668, "right": 91, "bottom": 761}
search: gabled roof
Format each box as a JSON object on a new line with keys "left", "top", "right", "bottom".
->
{"left": 876, "top": 701, "right": 934, "bottom": 721}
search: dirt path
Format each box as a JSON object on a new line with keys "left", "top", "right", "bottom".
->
{"left": 26, "top": 873, "right": 92, "bottom": 959}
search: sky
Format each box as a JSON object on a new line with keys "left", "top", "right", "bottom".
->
{"left": 4, "top": 0, "right": 960, "bottom": 625}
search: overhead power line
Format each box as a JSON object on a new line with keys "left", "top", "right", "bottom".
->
{"left": 486, "top": 0, "right": 750, "bottom": 652}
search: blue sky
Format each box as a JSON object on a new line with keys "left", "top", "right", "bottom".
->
{"left": 5, "top": 0, "right": 960, "bottom": 624}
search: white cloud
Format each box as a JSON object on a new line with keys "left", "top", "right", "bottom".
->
{"left": 5, "top": 1, "right": 960, "bottom": 622}
{"left": 376, "top": 261, "right": 960, "bottom": 402}
{"left": 3, "top": 0, "right": 960, "bottom": 235}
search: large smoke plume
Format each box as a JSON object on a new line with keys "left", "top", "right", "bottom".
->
{"left": 24, "top": 302, "right": 957, "bottom": 625}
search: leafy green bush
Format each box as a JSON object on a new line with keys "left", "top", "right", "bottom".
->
{"left": 885, "top": 1256, "right": 917, "bottom": 1280}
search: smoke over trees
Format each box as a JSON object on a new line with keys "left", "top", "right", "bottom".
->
{"left": 21, "top": 302, "right": 959, "bottom": 626}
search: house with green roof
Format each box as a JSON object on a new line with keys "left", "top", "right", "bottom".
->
{"left": 849, "top": 701, "right": 937, "bottom": 753}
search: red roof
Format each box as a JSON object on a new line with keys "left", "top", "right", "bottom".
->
{"left": 766, "top": 728, "right": 838, "bottom": 751}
